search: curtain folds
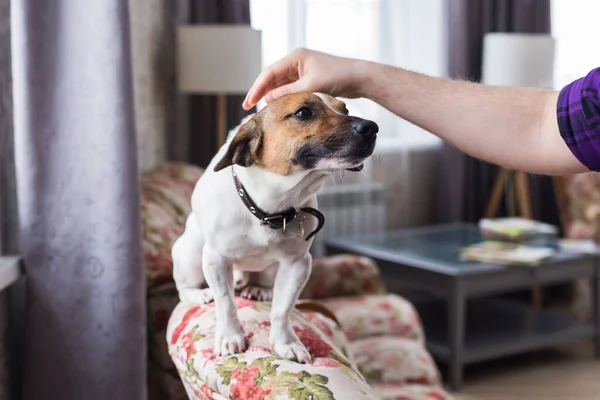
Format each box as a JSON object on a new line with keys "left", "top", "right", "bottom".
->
{"left": 12, "top": 1, "right": 146, "bottom": 399}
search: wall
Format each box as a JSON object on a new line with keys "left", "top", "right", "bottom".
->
{"left": 129, "top": 0, "right": 176, "bottom": 173}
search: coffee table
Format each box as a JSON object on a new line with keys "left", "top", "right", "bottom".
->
{"left": 324, "top": 223, "right": 600, "bottom": 391}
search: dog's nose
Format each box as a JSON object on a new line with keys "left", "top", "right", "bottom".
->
{"left": 352, "top": 120, "right": 379, "bottom": 137}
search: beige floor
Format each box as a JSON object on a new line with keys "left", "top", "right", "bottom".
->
{"left": 450, "top": 340, "right": 600, "bottom": 400}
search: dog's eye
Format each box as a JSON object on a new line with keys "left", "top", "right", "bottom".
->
{"left": 294, "top": 107, "right": 312, "bottom": 120}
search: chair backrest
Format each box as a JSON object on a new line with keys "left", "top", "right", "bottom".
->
{"left": 561, "top": 172, "right": 600, "bottom": 242}
{"left": 141, "top": 162, "right": 204, "bottom": 290}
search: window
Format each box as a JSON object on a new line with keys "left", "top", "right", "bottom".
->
{"left": 250, "top": 0, "right": 445, "bottom": 145}
{"left": 551, "top": 0, "right": 600, "bottom": 89}
{"left": 304, "top": 0, "right": 381, "bottom": 62}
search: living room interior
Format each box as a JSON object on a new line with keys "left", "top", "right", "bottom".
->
{"left": 2, "top": 0, "right": 600, "bottom": 399}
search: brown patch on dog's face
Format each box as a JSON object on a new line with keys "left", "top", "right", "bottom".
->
{"left": 214, "top": 92, "right": 377, "bottom": 175}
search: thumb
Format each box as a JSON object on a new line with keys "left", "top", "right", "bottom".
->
{"left": 264, "top": 79, "right": 310, "bottom": 104}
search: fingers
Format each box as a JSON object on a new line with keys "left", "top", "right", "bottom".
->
{"left": 243, "top": 49, "right": 306, "bottom": 110}
{"left": 243, "top": 69, "right": 295, "bottom": 110}
{"left": 263, "top": 79, "right": 307, "bottom": 104}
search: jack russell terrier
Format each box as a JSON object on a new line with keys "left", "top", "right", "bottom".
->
{"left": 172, "top": 92, "right": 378, "bottom": 363}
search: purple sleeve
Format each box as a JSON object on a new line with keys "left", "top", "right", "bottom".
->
{"left": 557, "top": 67, "right": 600, "bottom": 171}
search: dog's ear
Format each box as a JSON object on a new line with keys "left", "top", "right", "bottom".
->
{"left": 213, "top": 118, "right": 263, "bottom": 172}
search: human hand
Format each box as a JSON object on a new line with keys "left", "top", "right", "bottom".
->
{"left": 242, "top": 48, "right": 368, "bottom": 110}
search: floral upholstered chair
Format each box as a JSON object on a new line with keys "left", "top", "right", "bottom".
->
{"left": 143, "top": 162, "right": 452, "bottom": 400}
{"left": 556, "top": 172, "right": 600, "bottom": 322}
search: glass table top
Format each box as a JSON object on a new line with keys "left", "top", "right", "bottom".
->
{"left": 325, "top": 223, "right": 583, "bottom": 275}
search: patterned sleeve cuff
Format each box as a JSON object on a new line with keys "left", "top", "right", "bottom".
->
{"left": 557, "top": 67, "right": 600, "bottom": 172}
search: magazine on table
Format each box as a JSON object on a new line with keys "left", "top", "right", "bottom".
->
{"left": 460, "top": 241, "right": 556, "bottom": 266}
{"left": 478, "top": 217, "right": 558, "bottom": 242}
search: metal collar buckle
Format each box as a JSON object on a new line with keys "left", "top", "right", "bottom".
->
{"left": 261, "top": 209, "right": 299, "bottom": 234}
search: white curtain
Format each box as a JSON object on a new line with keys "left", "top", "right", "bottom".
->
{"left": 250, "top": 0, "right": 445, "bottom": 228}
{"left": 551, "top": 0, "right": 600, "bottom": 89}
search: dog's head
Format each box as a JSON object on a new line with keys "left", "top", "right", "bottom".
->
{"left": 213, "top": 92, "right": 378, "bottom": 175}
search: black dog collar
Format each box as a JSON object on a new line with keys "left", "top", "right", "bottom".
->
{"left": 231, "top": 167, "right": 325, "bottom": 241}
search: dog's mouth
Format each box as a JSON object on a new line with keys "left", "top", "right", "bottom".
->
{"left": 346, "top": 164, "right": 364, "bottom": 172}
{"left": 293, "top": 134, "right": 375, "bottom": 173}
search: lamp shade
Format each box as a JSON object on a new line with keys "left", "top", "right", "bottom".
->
{"left": 481, "top": 33, "right": 555, "bottom": 88}
{"left": 177, "top": 25, "right": 262, "bottom": 94}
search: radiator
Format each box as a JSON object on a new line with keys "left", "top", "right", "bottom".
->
{"left": 311, "top": 181, "right": 386, "bottom": 257}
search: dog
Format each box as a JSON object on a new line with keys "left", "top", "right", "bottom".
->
{"left": 171, "top": 92, "right": 378, "bottom": 362}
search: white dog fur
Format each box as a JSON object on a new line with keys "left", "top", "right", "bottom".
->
{"left": 172, "top": 92, "right": 377, "bottom": 362}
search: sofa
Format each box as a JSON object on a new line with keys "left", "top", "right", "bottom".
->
{"left": 142, "top": 162, "right": 452, "bottom": 400}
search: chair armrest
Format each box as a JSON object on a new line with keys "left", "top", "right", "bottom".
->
{"left": 167, "top": 299, "right": 379, "bottom": 400}
{"left": 301, "top": 254, "right": 386, "bottom": 299}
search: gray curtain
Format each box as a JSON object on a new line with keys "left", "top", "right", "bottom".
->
{"left": 172, "top": 0, "right": 254, "bottom": 168}
{"left": 12, "top": 1, "right": 146, "bottom": 399}
{"left": 0, "top": 0, "right": 18, "bottom": 399}
{"left": 0, "top": 0, "right": 15, "bottom": 257}
{"left": 439, "top": 0, "right": 558, "bottom": 227}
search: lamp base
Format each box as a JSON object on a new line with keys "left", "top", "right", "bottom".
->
{"left": 485, "top": 168, "right": 542, "bottom": 309}
{"left": 485, "top": 169, "right": 532, "bottom": 219}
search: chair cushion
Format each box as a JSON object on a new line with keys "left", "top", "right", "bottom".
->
{"left": 301, "top": 254, "right": 386, "bottom": 299}
{"left": 350, "top": 336, "right": 441, "bottom": 387}
{"left": 372, "top": 384, "right": 453, "bottom": 400}
{"left": 167, "top": 299, "right": 381, "bottom": 400}
{"left": 301, "top": 311, "right": 351, "bottom": 359}
{"left": 565, "top": 172, "right": 600, "bottom": 241}
{"left": 323, "top": 294, "right": 423, "bottom": 342}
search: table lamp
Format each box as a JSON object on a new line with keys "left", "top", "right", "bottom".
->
{"left": 176, "top": 25, "right": 262, "bottom": 150}
{"left": 481, "top": 33, "right": 556, "bottom": 220}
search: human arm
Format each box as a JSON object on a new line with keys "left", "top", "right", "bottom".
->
{"left": 362, "top": 63, "right": 586, "bottom": 175}
{"left": 243, "top": 49, "right": 595, "bottom": 176}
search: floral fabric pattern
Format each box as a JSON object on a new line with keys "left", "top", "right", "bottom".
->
{"left": 350, "top": 337, "right": 441, "bottom": 386}
{"left": 142, "top": 162, "right": 204, "bottom": 400}
{"left": 142, "top": 162, "right": 450, "bottom": 399}
{"left": 142, "top": 162, "right": 204, "bottom": 290}
{"left": 323, "top": 294, "right": 423, "bottom": 342}
{"left": 561, "top": 173, "right": 600, "bottom": 322}
{"left": 302, "top": 254, "right": 386, "bottom": 299}
{"left": 301, "top": 312, "right": 351, "bottom": 360}
{"left": 167, "top": 299, "right": 381, "bottom": 400}
{"left": 565, "top": 173, "right": 600, "bottom": 241}
{"left": 372, "top": 384, "right": 453, "bottom": 400}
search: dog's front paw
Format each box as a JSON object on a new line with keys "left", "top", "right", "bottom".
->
{"left": 179, "top": 288, "right": 214, "bottom": 305}
{"left": 270, "top": 328, "right": 312, "bottom": 363}
{"left": 215, "top": 326, "right": 247, "bottom": 356}
{"left": 240, "top": 285, "right": 273, "bottom": 301}
{"left": 233, "top": 270, "right": 250, "bottom": 290}
{"left": 272, "top": 339, "right": 312, "bottom": 363}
